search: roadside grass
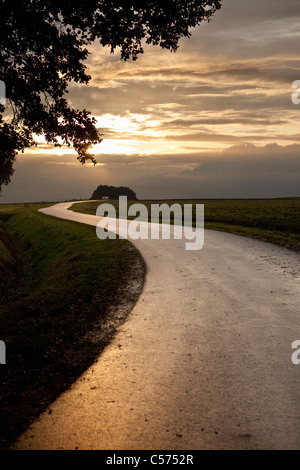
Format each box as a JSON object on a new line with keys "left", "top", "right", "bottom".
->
{"left": 71, "top": 198, "right": 300, "bottom": 253}
{"left": 0, "top": 222, "right": 13, "bottom": 263}
{"left": 0, "top": 203, "right": 145, "bottom": 449}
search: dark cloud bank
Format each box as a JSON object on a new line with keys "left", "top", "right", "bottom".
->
{"left": 1, "top": 143, "right": 299, "bottom": 202}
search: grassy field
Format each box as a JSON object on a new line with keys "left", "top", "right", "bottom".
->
{"left": 0, "top": 203, "right": 145, "bottom": 449}
{"left": 70, "top": 198, "right": 300, "bottom": 252}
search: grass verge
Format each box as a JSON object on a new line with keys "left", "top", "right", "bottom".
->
{"left": 0, "top": 204, "right": 145, "bottom": 449}
{"left": 71, "top": 198, "right": 300, "bottom": 253}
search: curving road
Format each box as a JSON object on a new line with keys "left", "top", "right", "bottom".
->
{"left": 11, "top": 202, "right": 300, "bottom": 450}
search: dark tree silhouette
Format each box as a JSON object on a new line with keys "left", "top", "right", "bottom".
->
{"left": 0, "top": 0, "right": 222, "bottom": 192}
{"left": 91, "top": 185, "right": 138, "bottom": 200}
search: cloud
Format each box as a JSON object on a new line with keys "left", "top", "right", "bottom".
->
{"left": 2, "top": 0, "right": 300, "bottom": 202}
{"left": 2, "top": 143, "right": 299, "bottom": 202}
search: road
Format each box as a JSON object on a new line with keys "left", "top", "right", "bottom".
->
{"left": 11, "top": 202, "right": 300, "bottom": 450}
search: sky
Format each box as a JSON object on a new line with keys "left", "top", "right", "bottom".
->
{"left": 2, "top": 0, "right": 300, "bottom": 202}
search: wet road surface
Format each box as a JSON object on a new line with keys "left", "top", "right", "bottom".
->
{"left": 11, "top": 202, "right": 300, "bottom": 450}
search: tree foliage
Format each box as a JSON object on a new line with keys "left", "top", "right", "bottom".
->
{"left": 0, "top": 0, "right": 222, "bottom": 192}
{"left": 91, "top": 184, "right": 137, "bottom": 201}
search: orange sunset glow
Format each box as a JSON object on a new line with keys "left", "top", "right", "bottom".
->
{"left": 2, "top": 0, "right": 300, "bottom": 202}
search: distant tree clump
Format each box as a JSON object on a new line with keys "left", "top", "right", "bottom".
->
{"left": 91, "top": 185, "right": 138, "bottom": 200}
{"left": 0, "top": 0, "right": 222, "bottom": 192}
